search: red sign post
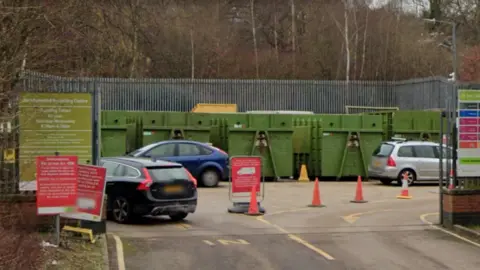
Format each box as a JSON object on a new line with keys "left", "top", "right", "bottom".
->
{"left": 36, "top": 156, "right": 78, "bottom": 215}
{"left": 62, "top": 165, "right": 107, "bottom": 221}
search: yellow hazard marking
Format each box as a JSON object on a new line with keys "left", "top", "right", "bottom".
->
{"left": 3, "top": 148, "right": 15, "bottom": 163}
{"left": 62, "top": 225, "right": 96, "bottom": 243}
{"left": 175, "top": 223, "right": 191, "bottom": 230}
{"left": 202, "top": 239, "right": 250, "bottom": 246}
{"left": 217, "top": 239, "right": 250, "bottom": 245}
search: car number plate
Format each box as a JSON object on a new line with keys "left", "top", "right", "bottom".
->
{"left": 164, "top": 185, "right": 183, "bottom": 193}
{"left": 374, "top": 161, "right": 381, "bottom": 167}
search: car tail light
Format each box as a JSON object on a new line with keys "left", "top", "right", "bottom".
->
{"left": 137, "top": 168, "right": 153, "bottom": 190}
{"left": 387, "top": 156, "right": 396, "bottom": 167}
{"left": 184, "top": 169, "right": 197, "bottom": 187}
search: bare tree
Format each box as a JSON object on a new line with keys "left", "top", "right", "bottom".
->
{"left": 273, "top": 0, "right": 280, "bottom": 63}
{"left": 291, "top": 0, "right": 297, "bottom": 76}
{"left": 359, "top": 6, "right": 370, "bottom": 79}
{"left": 0, "top": 0, "right": 463, "bottom": 81}
{"left": 250, "top": 0, "right": 260, "bottom": 79}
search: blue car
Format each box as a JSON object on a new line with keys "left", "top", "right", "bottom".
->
{"left": 127, "top": 140, "right": 229, "bottom": 187}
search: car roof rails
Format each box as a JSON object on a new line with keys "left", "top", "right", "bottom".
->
{"left": 390, "top": 136, "right": 407, "bottom": 142}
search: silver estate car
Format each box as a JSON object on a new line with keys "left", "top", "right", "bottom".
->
{"left": 368, "top": 140, "right": 452, "bottom": 185}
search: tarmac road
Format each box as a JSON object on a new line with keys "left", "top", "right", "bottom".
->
{"left": 108, "top": 182, "right": 480, "bottom": 270}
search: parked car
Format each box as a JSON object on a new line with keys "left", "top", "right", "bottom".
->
{"left": 100, "top": 157, "right": 198, "bottom": 224}
{"left": 368, "top": 140, "right": 453, "bottom": 186}
{"left": 127, "top": 140, "right": 229, "bottom": 187}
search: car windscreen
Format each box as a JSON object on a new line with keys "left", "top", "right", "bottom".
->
{"left": 372, "top": 143, "right": 394, "bottom": 157}
{"left": 146, "top": 166, "right": 189, "bottom": 181}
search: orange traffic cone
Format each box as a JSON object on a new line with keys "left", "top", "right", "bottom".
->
{"left": 308, "top": 178, "right": 325, "bottom": 207}
{"left": 244, "top": 186, "right": 264, "bottom": 216}
{"left": 397, "top": 173, "right": 412, "bottom": 199}
{"left": 448, "top": 169, "right": 454, "bottom": 190}
{"left": 351, "top": 176, "right": 368, "bottom": 203}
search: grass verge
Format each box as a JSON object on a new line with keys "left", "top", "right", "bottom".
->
{"left": 467, "top": 225, "right": 480, "bottom": 232}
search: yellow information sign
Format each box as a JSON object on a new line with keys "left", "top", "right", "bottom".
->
{"left": 3, "top": 148, "right": 15, "bottom": 164}
{"left": 18, "top": 93, "right": 92, "bottom": 191}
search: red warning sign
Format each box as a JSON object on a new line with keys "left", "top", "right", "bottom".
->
{"left": 230, "top": 156, "right": 262, "bottom": 193}
{"left": 36, "top": 156, "right": 78, "bottom": 215}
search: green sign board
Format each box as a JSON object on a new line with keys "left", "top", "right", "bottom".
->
{"left": 19, "top": 93, "right": 92, "bottom": 191}
{"left": 459, "top": 90, "right": 480, "bottom": 102}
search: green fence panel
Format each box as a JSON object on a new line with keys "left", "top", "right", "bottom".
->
{"left": 321, "top": 114, "right": 384, "bottom": 178}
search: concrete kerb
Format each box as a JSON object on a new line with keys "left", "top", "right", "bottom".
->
{"left": 99, "top": 234, "right": 110, "bottom": 270}
{"left": 452, "top": 225, "right": 480, "bottom": 244}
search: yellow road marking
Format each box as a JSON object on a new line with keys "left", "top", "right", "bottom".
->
{"left": 263, "top": 207, "right": 312, "bottom": 217}
{"left": 218, "top": 239, "right": 250, "bottom": 245}
{"left": 175, "top": 223, "right": 191, "bottom": 230}
{"left": 203, "top": 240, "right": 216, "bottom": 246}
{"left": 256, "top": 216, "right": 335, "bottom": 260}
{"left": 261, "top": 197, "right": 434, "bottom": 218}
{"left": 288, "top": 234, "right": 335, "bottom": 260}
{"left": 342, "top": 209, "right": 394, "bottom": 224}
{"left": 109, "top": 233, "right": 126, "bottom": 270}
{"left": 420, "top": 213, "right": 480, "bottom": 248}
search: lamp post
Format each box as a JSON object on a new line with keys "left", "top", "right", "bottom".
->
{"left": 423, "top": 18, "right": 458, "bottom": 225}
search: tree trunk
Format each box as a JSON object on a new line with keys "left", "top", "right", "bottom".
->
{"left": 250, "top": 0, "right": 259, "bottom": 79}
{"left": 291, "top": 0, "right": 296, "bottom": 77}
{"left": 273, "top": 0, "right": 279, "bottom": 64}
{"left": 344, "top": 5, "right": 350, "bottom": 83}
{"left": 191, "top": 29, "right": 195, "bottom": 79}
{"left": 360, "top": 8, "right": 369, "bottom": 80}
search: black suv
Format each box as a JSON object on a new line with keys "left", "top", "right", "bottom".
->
{"left": 100, "top": 157, "right": 198, "bottom": 224}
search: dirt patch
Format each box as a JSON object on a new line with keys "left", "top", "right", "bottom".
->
{"left": 41, "top": 235, "right": 106, "bottom": 270}
{"left": 0, "top": 228, "right": 44, "bottom": 270}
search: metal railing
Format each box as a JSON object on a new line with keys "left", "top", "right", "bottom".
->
{"left": 19, "top": 71, "right": 461, "bottom": 113}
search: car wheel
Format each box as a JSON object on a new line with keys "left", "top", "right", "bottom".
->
{"left": 169, "top": 212, "right": 188, "bottom": 221}
{"left": 380, "top": 179, "right": 393, "bottom": 185}
{"left": 112, "top": 196, "right": 133, "bottom": 224}
{"left": 201, "top": 169, "right": 219, "bottom": 187}
{"left": 397, "top": 169, "right": 416, "bottom": 186}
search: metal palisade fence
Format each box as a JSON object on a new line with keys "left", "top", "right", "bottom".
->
{"left": 18, "top": 71, "right": 469, "bottom": 113}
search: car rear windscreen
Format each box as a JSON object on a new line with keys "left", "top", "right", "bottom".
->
{"left": 146, "top": 166, "right": 189, "bottom": 181}
{"left": 372, "top": 143, "right": 394, "bottom": 157}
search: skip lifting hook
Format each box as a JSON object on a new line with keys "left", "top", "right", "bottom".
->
{"left": 347, "top": 132, "right": 359, "bottom": 148}
{"left": 255, "top": 131, "right": 268, "bottom": 154}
